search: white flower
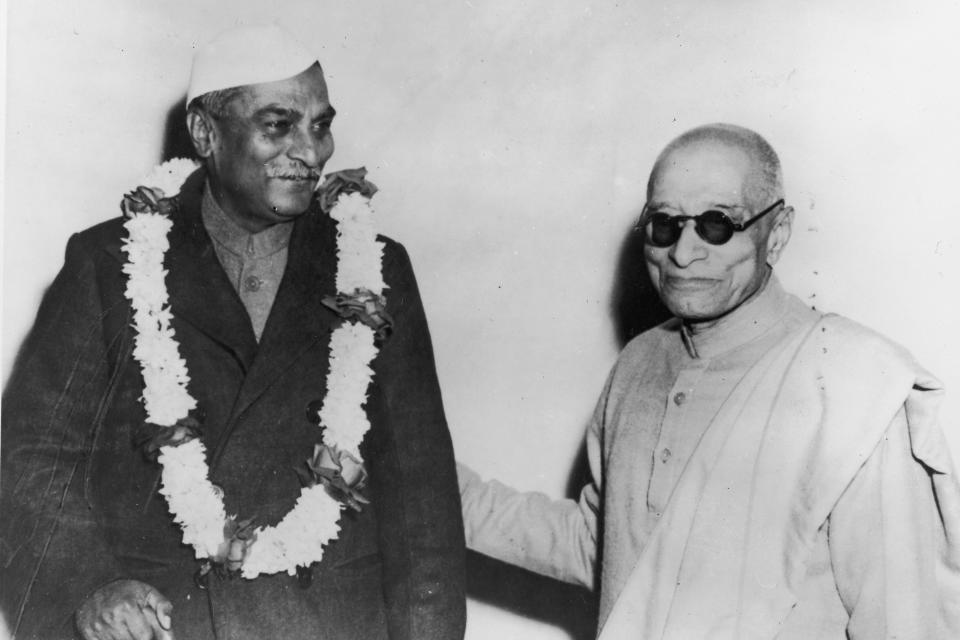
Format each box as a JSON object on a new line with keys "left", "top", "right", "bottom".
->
{"left": 122, "top": 162, "right": 384, "bottom": 579}
{"left": 241, "top": 486, "right": 342, "bottom": 578}
{"left": 330, "top": 193, "right": 386, "bottom": 295}
{"left": 158, "top": 440, "right": 227, "bottom": 558}
{"left": 319, "top": 323, "right": 378, "bottom": 457}
{"left": 139, "top": 158, "right": 199, "bottom": 198}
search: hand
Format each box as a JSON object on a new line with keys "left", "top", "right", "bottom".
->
{"left": 75, "top": 579, "right": 174, "bottom": 640}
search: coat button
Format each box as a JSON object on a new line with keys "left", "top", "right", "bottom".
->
{"left": 244, "top": 275, "right": 262, "bottom": 292}
{"left": 661, "top": 448, "right": 672, "bottom": 463}
{"left": 673, "top": 391, "right": 687, "bottom": 406}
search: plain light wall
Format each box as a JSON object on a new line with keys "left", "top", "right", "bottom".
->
{"left": 4, "top": 1, "right": 960, "bottom": 638}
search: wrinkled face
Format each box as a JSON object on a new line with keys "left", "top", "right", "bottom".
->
{"left": 203, "top": 64, "right": 335, "bottom": 231}
{"left": 644, "top": 142, "right": 778, "bottom": 326}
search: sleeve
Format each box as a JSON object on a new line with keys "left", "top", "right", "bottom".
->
{"left": 457, "top": 376, "right": 608, "bottom": 590}
{"left": 457, "top": 463, "right": 599, "bottom": 589}
{"left": 1, "top": 234, "right": 126, "bottom": 636}
{"left": 828, "top": 403, "right": 960, "bottom": 639}
{"left": 368, "top": 242, "right": 466, "bottom": 640}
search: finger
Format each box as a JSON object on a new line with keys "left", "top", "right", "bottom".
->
{"left": 96, "top": 606, "right": 130, "bottom": 640}
{"left": 77, "top": 621, "right": 106, "bottom": 640}
{"left": 77, "top": 605, "right": 125, "bottom": 640}
{"left": 144, "top": 614, "right": 175, "bottom": 640}
{"left": 121, "top": 612, "right": 155, "bottom": 640}
{"left": 142, "top": 589, "right": 174, "bottom": 630}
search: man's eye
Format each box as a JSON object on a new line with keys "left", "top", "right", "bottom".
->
{"left": 265, "top": 120, "right": 290, "bottom": 132}
{"left": 312, "top": 121, "right": 333, "bottom": 135}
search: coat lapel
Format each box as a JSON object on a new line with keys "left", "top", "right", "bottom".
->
{"left": 165, "top": 169, "right": 259, "bottom": 372}
{"left": 225, "top": 203, "right": 341, "bottom": 427}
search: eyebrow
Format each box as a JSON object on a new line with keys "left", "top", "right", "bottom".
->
{"left": 647, "top": 201, "right": 747, "bottom": 213}
{"left": 253, "top": 105, "right": 299, "bottom": 120}
{"left": 252, "top": 105, "right": 337, "bottom": 122}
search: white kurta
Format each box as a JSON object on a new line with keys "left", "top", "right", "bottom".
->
{"left": 460, "top": 276, "right": 960, "bottom": 638}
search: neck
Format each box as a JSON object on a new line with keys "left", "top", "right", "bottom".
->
{"left": 210, "top": 192, "right": 275, "bottom": 234}
{"left": 204, "top": 171, "right": 286, "bottom": 234}
{"left": 202, "top": 180, "right": 286, "bottom": 235}
{"left": 231, "top": 215, "right": 275, "bottom": 235}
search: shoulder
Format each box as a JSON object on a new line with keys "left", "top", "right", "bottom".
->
{"left": 808, "top": 313, "right": 921, "bottom": 373}
{"left": 73, "top": 216, "right": 128, "bottom": 242}
{"left": 597, "top": 317, "right": 681, "bottom": 398}
{"left": 60, "top": 216, "right": 129, "bottom": 266}
{"left": 617, "top": 317, "right": 682, "bottom": 367}
{"left": 71, "top": 163, "right": 204, "bottom": 253}
{"left": 789, "top": 313, "right": 942, "bottom": 422}
{"left": 376, "top": 234, "right": 420, "bottom": 285}
{"left": 378, "top": 234, "right": 410, "bottom": 265}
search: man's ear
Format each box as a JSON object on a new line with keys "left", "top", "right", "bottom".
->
{"left": 765, "top": 206, "right": 794, "bottom": 267}
{"left": 186, "top": 110, "right": 217, "bottom": 159}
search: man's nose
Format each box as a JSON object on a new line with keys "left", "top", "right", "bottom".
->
{"left": 287, "top": 128, "right": 334, "bottom": 169}
{"left": 668, "top": 220, "right": 707, "bottom": 267}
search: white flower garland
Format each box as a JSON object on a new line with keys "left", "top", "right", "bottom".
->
{"left": 121, "top": 159, "right": 385, "bottom": 578}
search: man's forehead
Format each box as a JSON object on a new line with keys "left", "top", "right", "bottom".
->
{"left": 236, "top": 66, "right": 331, "bottom": 113}
{"left": 650, "top": 142, "right": 754, "bottom": 206}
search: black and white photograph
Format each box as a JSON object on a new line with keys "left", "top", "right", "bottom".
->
{"left": 2, "top": 1, "right": 960, "bottom": 638}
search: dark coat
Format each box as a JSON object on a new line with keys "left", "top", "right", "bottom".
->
{"left": 1, "top": 169, "right": 466, "bottom": 639}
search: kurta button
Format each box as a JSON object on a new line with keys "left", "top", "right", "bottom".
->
{"left": 673, "top": 391, "right": 687, "bottom": 406}
{"left": 244, "top": 275, "right": 262, "bottom": 292}
{"left": 661, "top": 448, "right": 672, "bottom": 463}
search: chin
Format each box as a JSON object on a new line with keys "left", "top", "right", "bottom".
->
{"left": 270, "top": 195, "right": 315, "bottom": 219}
{"left": 665, "top": 297, "right": 727, "bottom": 323}
{"left": 268, "top": 180, "right": 317, "bottom": 211}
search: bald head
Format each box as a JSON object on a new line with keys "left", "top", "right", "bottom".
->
{"left": 649, "top": 123, "right": 784, "bottom": 211}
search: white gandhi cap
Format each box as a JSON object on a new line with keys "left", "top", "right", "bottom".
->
{"left": 187, "top": 24, "right": 319, "bottom": 105}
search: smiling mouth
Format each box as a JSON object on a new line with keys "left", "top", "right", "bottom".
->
{"left": 272, "top": 175, "right": 321, "bottom": 190}
{"left": 275, "top": 175, "right": 319, "bottom": 181}
{"left": 663, "top": 276, "right": 718, "bottom": 290}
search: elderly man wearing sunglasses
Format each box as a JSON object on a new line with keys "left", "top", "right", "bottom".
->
{"left": 458, "top": 123, "right": 960, "bottom": 639}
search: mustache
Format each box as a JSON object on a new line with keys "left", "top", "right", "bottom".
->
{"left": 265, "top": 165, "right": 322, "bottom": 180}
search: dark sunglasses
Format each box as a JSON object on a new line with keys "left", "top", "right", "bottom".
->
{"left": 637, "top": 199, "right": 785, "bottom": 247}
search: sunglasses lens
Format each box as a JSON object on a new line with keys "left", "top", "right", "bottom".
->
{"left": 646, "top": 214, "right": 680, "bottom": 247}
{"left": 642, "top": 210, "right": 738, "bottom": 246}
{"left": 696, "top": 211, "right": 735, "bottom": 245}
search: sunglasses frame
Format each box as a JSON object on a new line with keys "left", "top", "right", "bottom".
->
{"left": 637, "top": 198, "right": 785, "bottom": 247}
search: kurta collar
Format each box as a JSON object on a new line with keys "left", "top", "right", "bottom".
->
{"left": 680, "top": 273, "right": 792, "bottom": 360}
{"left": 201, "top": 184, "right": 293, "bottom": 259}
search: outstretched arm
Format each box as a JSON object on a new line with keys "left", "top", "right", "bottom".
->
{"left": 457, "top": 380, "right": 609, "bottom": 590}
{"left": 457, "top": 461, "right": 599, "bottom": 589}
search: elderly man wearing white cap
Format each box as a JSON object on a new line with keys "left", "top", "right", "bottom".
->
{"left": 1, "top": 24, "right": 466, "bottom": 640}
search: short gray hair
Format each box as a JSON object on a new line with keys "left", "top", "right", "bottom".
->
{"left": 649, "top": 123, "right": 784, "bottom": 208}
